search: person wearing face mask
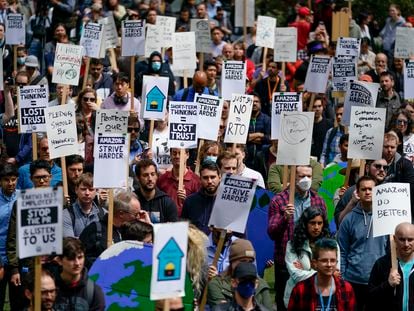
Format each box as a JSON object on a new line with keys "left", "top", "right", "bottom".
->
{"left": 268, "top": 165, "right": 326, "bottom": 311}
{"left": 211, "top": 262, "right": 271, "bottom": 311}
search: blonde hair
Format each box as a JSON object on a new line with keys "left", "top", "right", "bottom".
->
{"left": 187, "top": 224, "right": 208, "bottom": 299}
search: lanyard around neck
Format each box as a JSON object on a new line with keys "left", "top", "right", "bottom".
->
{"left": 315, "top": 275, "right": 334, "bottom": 311}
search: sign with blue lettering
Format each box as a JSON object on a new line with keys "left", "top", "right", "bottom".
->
{"left": 151, "top": 222, "right": 188, "bottom": 300}
{"left": 195, "top": 93, "right": 223, "bottom": 141}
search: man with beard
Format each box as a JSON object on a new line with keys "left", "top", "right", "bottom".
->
{"left": 134, "top": 159, "right": 177, "bottom": 223}
{"left": 182, "top": 161, "right": 221, "bottom": 235}
{"left": 65, "top": 155, "right": 84, "bottom": 206}
{"left": 22, "top": 270, "right": 59, "bottom": 311}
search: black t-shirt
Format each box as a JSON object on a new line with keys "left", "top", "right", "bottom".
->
{"left": 315, "top": 294, "right": 337, "bottom": 311}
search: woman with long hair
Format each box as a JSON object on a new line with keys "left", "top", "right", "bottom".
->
{"left": 388, "top": 109, "right": 414, "bottom": 163}
{"left": 283, "top": 206, "right": 334, "bottom": 307}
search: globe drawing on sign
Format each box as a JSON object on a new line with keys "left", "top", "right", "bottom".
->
{"left": 281, "top": 113, "right": 310, "bottom": 145}
{"left": 89, "top": 240, "right": 194, "bottom": 311}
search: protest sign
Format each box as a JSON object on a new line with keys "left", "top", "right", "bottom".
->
{"left": 190, "top": 19, "right": 211, "bottom": 53}
{"left": 150, "top": 222, "right": 188, "bottom": 300}
{"left": 256, "top": 16, "right": 276, "bottom": 49}
{"left": 45, "top": 103, "right": 78, "bottom": 159}
{"left": 372, "top": 183, "right": 411, "bottom": 237}
{"left": 304, "top": 55, "right": 332, "bottom": 93}
{"left": 122, "top": 20, "right": 145, "bottom": 57}
{"left": 332, "top": 56, "right": 357, "bottom": 92}
{"left": 52, "top": 43, "right": 83, "bottom": 86}
{"left": 208, "top": 174, "right": 257, "bottom": 233}
{"left": 18, "top": 85, "right": 49, "bottom": 133}
{"left": 145, "top": 24, "right": 162, "bottom": 57}
{"left": 95, "top": 110, "right": 129, "bottom": 134}
{"left": 276, "top": 111, "right": 314, "bottom": 165}
{"left": 142, "top": 75, "right": 169, "bottom": 120}
{"left": 395, "top": 27, "right": 414, "bottom": 59}
{"left": 404, "top": 60, "right": 414, "bottom": 100}
{"left": 80, "top": 22, "right": 104, "bottom": 58}
{"left": 172, "top": 32, "right": 197, "bottom": 71}
{"left": 93, "top": 133, "right": 129, "bottom": 188}
{"left": 5, "top": 13, "right": 25, "bottom": 45}
{"left": 168, "top": 101, "right": 198, "bottom": 148}
{"left": 221, "top": 61, "right": 247, "bottom": 100}
{"left": 195, "top": 93, "right": 223, "bottom": 141}
{"left": 348, "top": 106, "right": 385, "bottom": 160}
{"left": 17, "top": 187, "right": 63, "bottom": 259}
{"left": 271, "top": 92, "right": 302, "bottom": 139}
{"left": 343, "top": 80, "right": 380, "bottom": 126}
{"left": 235, "top": 0, "right": 255, "bottom": 27}
{"left": 156, "top": 16, "right": 176, "bottom": 48}
{"left": 98, "top": 13, "right": 118, "bottom": 49}
{"left": 336, "top": 37, "right": 360, "bottom": 57}
{"left": 224, "top": 94, "right": 253, "bottom": 144}
{"left": 170, "top": 66, "right": 195, "bottom": 78}
{"left": 274, "top": 27, "right": 297, "bottom": 62}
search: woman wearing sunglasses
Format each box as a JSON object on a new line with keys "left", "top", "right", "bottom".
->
{"left": 388, "top": 109, "right": 414, "bottom": 163}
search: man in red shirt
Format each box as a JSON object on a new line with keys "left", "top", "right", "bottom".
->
{"left": 289, "top": 7, "right": 311, "bottom": 59}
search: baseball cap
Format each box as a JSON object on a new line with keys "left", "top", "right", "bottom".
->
{"left": 229, "top": 239, "right": 256, "bottom": 262}
{"left": 232, "top": 262, "right": 258, "bottom": 280}
{"left": 298, "top": 7, "right": 311, "bottom": 17}
{"left": 25, "top": 55, "right": 39, "bottom": 68}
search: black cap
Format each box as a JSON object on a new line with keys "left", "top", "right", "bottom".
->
{"left": 232, "top": 262, "right": 257, "bottom": 280}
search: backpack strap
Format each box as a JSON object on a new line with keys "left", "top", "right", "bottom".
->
{"left": 95, "top": 220, "right": 102, "bottom": 250}
{"left": 67, "top": 205, "right": 75, "bottom": 230}
{"left": 30, "top": 74, "right": 43, "bottom": 85}
{"left": 86, "top": 278, "right": 95, "bottom": 306}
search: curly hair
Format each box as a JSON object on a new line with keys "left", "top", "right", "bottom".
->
{"left": 291, "top": 206, "right": 329, "bottom": 257}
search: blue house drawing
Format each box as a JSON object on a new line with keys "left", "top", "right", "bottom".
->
{"left": 146, "top": 86, "right": 165, "bottom": 112}
{"left": 157, "top": 237, "right": 184, "bottom": 281}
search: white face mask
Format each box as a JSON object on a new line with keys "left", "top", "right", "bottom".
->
{"left": 297, "top": 176, "right": 312, "bottom": 191}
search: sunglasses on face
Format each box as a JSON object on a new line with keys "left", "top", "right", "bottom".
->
{"left": 373, "top": 164, "right": 389, "bottom": 171}
{"left": 83, "top": 97, "right": 96, "bottom": 103}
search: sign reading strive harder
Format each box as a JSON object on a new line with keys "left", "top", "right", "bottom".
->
{"left": 221, "top": 61, "right": 247, "bottom": 100}
{"left": 5, "top": 13, "right": 25, "bottom": 45}
{"left": 195, "top": 93, "right": 223, "bottom": 141}
{"left": 168, "top": 101, "right": 198, "bottom": 148}
{"left": 18, "top": 85, "right": 49, "bottom": 133}
{"left": 271, "top": 92, "right": 302, "bottom": 140}
{"left": 208, "top": 174, "right": 257, "bottom": 233}
{"left": 80, "top": 22, "right": 104, "bottom": 58}
{"left": 224, "top": 94, "right": 253, "bottom": 144}
{"left": 372, "top": 183, "right": 411, "bottom": 237}
{"left": 122, "top": 20, "right": 145, "bottom": 57}
{"left": 17, "top": 187, "right": 63, "bottom": 259}
{"left": 348, "top": 106, "right": 385, "bottom": 160}
{"left": 304, "top": 55, "right": 332, "bottom": 93}
{"left": 52, "top": 43, "right": 83, "bottom": 86}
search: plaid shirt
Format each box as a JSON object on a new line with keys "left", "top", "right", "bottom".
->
{"left": 267, "top": 189, "right": 326, "bottom": 265}
{"left": 287, "top": 275, "right": 356, "bottom": 311}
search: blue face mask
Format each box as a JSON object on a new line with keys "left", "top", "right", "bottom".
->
{"left": 205, "top": 155, "right": 217, "bottom": 163}
{"left": 236, "top": 280, "right": 256, "bottom": 298}
{"left": 151, "top": 61, "right": 161, "bottom": 71}
{"left": 17, "top": 57, "right": 25, "bottom": 65}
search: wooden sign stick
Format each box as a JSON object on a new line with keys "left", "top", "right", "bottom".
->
{"left": 82, "top": 57, "right": 90, "bottom": 90}
{"left": 282, "top": 165, "right": 289, "bottom": 190}
{"left": 194, "top": 139, "right": 204, "bottom": 176}
{"left": 178, "top": 149, "right": 186, "bottom": 193}
{"left": 288, "top": 165, "right": 296, "bottom": 204}
{"left": 107, "top": 189, "right": 114, "bottom": 247}
{"left": 148, "top": 119, "right": 155, "bottom": 148}
{"left": 60, "top": 86, "right": 69, "bottom": 198}
{"left": 130, "top": 56, "right": 135, "bottom": 111}
{"left": 34, "top": 256, "right": 41, "bottom": 311}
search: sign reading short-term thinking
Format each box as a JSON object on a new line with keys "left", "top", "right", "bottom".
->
{"left": 18, "top": 85, "right": 49, "bottom": 133}
{"left": 168, "top": 101, "right": 198, "bottom": 148}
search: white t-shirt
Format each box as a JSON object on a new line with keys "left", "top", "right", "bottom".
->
{"left": 240, "top": 166, "right": 266, "bottom": 188}
{"left": 152, "top": 127, "right": 171, "bottom": 170}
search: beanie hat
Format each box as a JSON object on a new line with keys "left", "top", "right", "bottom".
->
{"left": 229, "top": 239, "right": 256, "bottom": 262}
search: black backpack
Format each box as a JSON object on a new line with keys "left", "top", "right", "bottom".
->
{"left": 31, "top": 16, "right": 49, "bottom": 39}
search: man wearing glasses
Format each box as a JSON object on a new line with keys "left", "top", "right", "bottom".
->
{"left": 22, "top": 269, "right": 58, "bottom": 311}
{"left": 89, "top": 58, "right": 112, "bottom": 100}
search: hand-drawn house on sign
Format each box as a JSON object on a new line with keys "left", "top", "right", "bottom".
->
{"left": 146, "top": 86, "right": 165, "bottom": 112}
{"left": 157, "top": 237, "right": 184, "bottom": 281}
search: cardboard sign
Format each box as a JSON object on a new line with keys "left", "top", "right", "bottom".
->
{"left": 190, "top": 19, "right": 212, "bottom": 53}
{"left": 404, "top": 60, "right": 414, "bottom": 100}
{"left": 5, "top": 13, "right": 25, "bottom": 45}
{"left": 122, "top": 20, "right": 145, "bottom": 57}
{"left": 395, "top": 27, "right": 414, "bottom": 59}
{"left": 142, "top": 75, "right": 169, "bottom": 120}
{"left": 372, "top": 183, "right": 411, "bottom": 237}
{"left": 93, "top": 133, "right": 129, "bottom": 188}
{"left": 195, "top": 93, "right": 224, "bottom": 141}
{"left": 332, "top": 56, "right": 357, "bottom": 92}
{"left": 343, "top": 81, "right": 380, "bottom": 126}
{"left": 98, "top": 13, "right": 118, "bottom": 49}
{"left": 45, "top": 103, "right": 78, "bottom": 159}
{"left": 95, "top": 110, "right": 129, "bottom": 134}
{"left": 256, "top": 16, "right": 276, "bottom": 49}
{"left": 348, "top": 106, "right": 385, "bottom": 160}
{"left": 304, "top": 55, "right": 332, "bottom": 93}
{"left": 274, "top": 27, "right": 297, "bottom": 62}
{"left": 208, "top": 174, "right": 257, "bottom": 233}
{"left": 156, "top": 16, "right": 176, "bottom": 48}
{"left": 17, "top": 187, "right": 63, "bottom": 259}
{"left": 235, "top": 0, "right": 255, "bottom": 27}
{"left": 224, "top": 94, "right": 253, "bottom": 144}
{"left": 271, "top": 92, "right": 302, "bottom": 139}
{"left": 52, "top": 43, "right": 83, "bottom": 86}
{"left": 80, "top": 22, "right": 104, "bottom": 58}
{"left": 336, "top": 37, "right": 360, "bottom": 57}
{"left": 172, "top": 32, "right": 197, "bottom": 70}
{"left": 168, "top": 101, "right": 198, "bottom": 148}
{"left": 221, "top": 61, "right": 247, "bottom": 100}
{"left": 145, "top": 24, "right": 162, "bottom": 57}
{"left": 276, "top": 111, "right": 314, "bottom": 165}
{"left": 150, "top": 222, "right": 188, "bottom": 300}
{"left": 18, "top": 85, "right": 49, "bottom": 133}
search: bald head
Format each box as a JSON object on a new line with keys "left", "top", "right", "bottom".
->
{"left": 375, "top": 53, "right": 388, "bottom": 73}
{"left": 193, "top": 71, "right": 207, "bottom": 93}
{"left": 222, "top": 43, "right": 234, "bottom": 60}
{"left": 395, "top": 222, "right": 414, "bottom": 261}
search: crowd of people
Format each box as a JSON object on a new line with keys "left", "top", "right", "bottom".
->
{"left": 0, "top": 0, "right": 413, "bottom": 310}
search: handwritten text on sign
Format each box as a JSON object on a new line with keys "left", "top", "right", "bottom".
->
{"left": 52, "top": 43, "right": 83, "bottom": 86}
{"left": 372, "top": 183, "right": 411, "bottom": 237}
{"left": 224, "top": 94, "right": 253, "bottom": 144}
{"left": 348, "top": 106, "right": 385, "bottom": 160}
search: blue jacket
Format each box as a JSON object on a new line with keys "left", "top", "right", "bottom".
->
{"left": 0, "top": 188, "right": 17, "bottom": 264}
{"left": 17, "top": 162, "right": 62, "bottom": 190}
{"left": 338, "top": 204, "right": 388, "bottom": 285}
